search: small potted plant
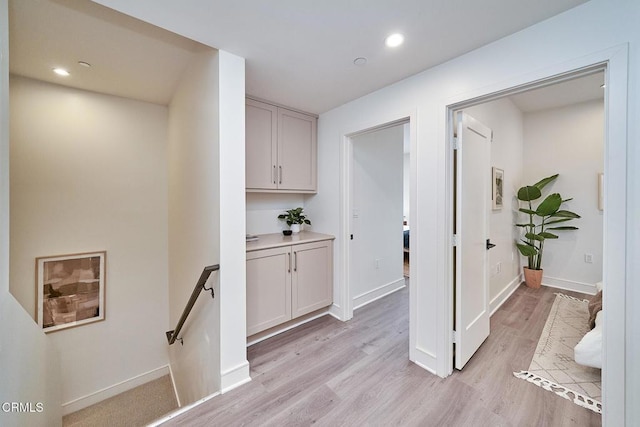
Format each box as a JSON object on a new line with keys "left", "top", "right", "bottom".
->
{"left": 515, "top": 174, "right": 580, "bottom": 288}
{"left": 278, "top": 207, "right": 311, "bottom": 234}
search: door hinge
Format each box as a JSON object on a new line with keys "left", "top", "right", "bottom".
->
{"left": 452, "top": 330, "right": 458, "bottom": 343}
{"left": 452, "top": 234, "right": 458, "bottom": 247}
{"left": 452, "top": 137, "right": 459, "bottom": 150}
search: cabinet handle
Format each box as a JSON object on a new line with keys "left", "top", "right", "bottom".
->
{"left": 294, "top": 251, "right": 297, "bottom": 272}
{"left": 273, "top": 165, "right": 276, "bottom": 184}
{"left": 288, "top": 252, "right": 291, "bottom": 273}
{"left": 279, "top": 166, "right": 282, "bottom": 184}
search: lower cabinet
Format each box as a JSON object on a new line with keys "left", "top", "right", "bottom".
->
{"left": 246, "top": 239, "right": 333, "bottom": 336}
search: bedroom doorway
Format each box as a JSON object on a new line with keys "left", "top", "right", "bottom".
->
{"left": 450, "top": 68, "right": 607, "bottom": 371}
{"left": 343, "top": 117, "right": 411, "bottom": 321}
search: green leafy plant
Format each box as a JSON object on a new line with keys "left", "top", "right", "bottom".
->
{"left": 515, "top": 174, "right": 580, "bottom": 270}
{"left": 277, "top": 207, "right": 311, "bottom": 227}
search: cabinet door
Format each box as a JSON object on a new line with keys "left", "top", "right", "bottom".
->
{"left": 246, "top": 99, "right": 278, "bottom": 190}
{"left": 246, "top": 247, "right": 292, "bottom": 335}
{"left": 277, "top": 108, "right": 317, "bottom": 192}
{"left": 291, "top": 240, "right": 333, "bottom": 318}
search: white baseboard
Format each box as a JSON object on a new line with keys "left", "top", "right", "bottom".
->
{"left": 328, "top": 303, "right": 345, "bottom": 321}
{"left": 62, "top": 365, "right": 170, "bottom": 415}
{"left": 167, "top": 363, "right": 181, "bottom": 407}
{"left": 542, "top": 276, "right": 597, "bottom": 295}
{"left": 490, "top": 274, "right": 523, "bottom": 315}
{"left": 247, "top": 309, "right": 332, "bottom": 346}
{"left": 148, "top": 390, "right": 220, "bottom": 427}
{"left": 410, "top": 346, "right": 437, "bottom": 376}
{"left": 220, "top": 361, "right": 251, "bottom": 394}
{"left": 353, "top": 277, "right": 405, "bottom": 310}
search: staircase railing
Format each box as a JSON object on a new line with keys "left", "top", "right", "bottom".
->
{"left": 165, "top": 264, "right": 219, "bottom": 345}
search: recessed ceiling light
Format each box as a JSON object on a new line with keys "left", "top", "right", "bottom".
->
{"left": 52, "top": 68, "right": 70, "bottom": 77}
{"left": 385, "top": 33, "right": 404, "bottom": 48}
{"left": 78, "top": 61, "right": 92, "bottom": 68}
{"left": 353, "top": 57, "right": 367, "bottom": 67}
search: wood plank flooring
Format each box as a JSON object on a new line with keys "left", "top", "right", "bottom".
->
{"left": 164, "top": 281, "right": 601, "bottom": 426}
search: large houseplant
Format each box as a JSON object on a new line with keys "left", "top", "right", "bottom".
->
{"left": 278, "top": 207, "right": 311, "bottom": 234}
{"left": 515, "top": 174, "right": 580, "bottom": 288}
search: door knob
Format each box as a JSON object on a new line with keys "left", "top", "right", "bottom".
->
{"left": 486, "top": 239, "right": 496, "bottom": 250}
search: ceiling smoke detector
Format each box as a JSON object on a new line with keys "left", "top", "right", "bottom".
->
{"left": 353, "top": 57, "right": 367, "bottom": 66}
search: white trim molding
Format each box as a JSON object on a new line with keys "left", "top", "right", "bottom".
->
{"left": 542, "top": 276, "right": 598, "bottom": 296}
{"left": 490, "top": 274, "right": 523, "bottom": 315}
{"left": 62, "top": 365, "right": 170, "bottom": 415}
{"left": 353, "top": 277, "right": 405, "bottom": 310}
{"left": 220, "top": 361, "right": 251, "bottom": 394}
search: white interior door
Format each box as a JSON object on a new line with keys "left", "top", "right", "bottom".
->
{"left": 455, "top": 112, "right": 492, "bottom": 370}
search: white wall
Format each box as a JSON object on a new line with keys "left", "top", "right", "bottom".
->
{"left": 9, "top": 76, "right": 170, "bottom": 413}
{"left": 307, "top": 1, "right": 638, "bottom": 424}
{"left": 0, "top": 2, "right": 61, "bottom": 425}
{"left": 246, "top": 193, "right": 306, "bottom": 235}
{"left": 217, "top": 50, "right": 250, "bottom": 392}
{"left": 84, "top": 0, "right": 640, "bottom": 424}
{"left": 351, "top": 125, "right": 404, "bottom": 308}
{"left": 523, "top": 100, "right": 603, "bottom": 291}
{"left": 167, "top": 50, "right": 222, "bottom": 405}
{"left": 464, "top": 98, "right": 525, "bottom": 309}
{"left": 167, "top": 49, "right": 249, "bottom": 405}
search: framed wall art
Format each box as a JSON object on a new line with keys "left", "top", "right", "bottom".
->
{"left": 492, "top": 167, "right": 504, "bottom": 210}
{"left": 598, "top": 172, "right": 604, "bottom": 211}
{"left": 36, "top": 251, "right": 106, "bottom": 333}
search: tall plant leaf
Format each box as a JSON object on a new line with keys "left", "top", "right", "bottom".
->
{"left": 539, "top": 232, "right": 558, "bottom": 239}
{"left": 516, "top": 243, "right": 538, "bottom": 256}
{"left": 548, "top": 226, "right": 579, "bottom": 230}
{"left": 551, "top": 210, "right": 581, "bottom": 218}
{"left": 545, "top": 218, "right": 573, "bottom": 226}
{"left": 519, "top": 208, "right": 537, "bottom": 215}
{"left": 517, "top": 186, "right": 541, "bottom": 201}
{"left": 534, "top": 174, "right": 559, "bottom": 190}
{"left": 536, "top": 193, "right": 562, "bottom": 216}
{"left": 525, "top": 232, "right": 545, "bottom": 242}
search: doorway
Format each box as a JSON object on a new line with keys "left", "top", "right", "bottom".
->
{"left": 335, "top": 115, "right": 412, "bottom": 321}
{"left": 450, "top": 68, "right": 606, "bottom": 370}
{"left": 349, "top": 121, "right": 409, "bottom": 311}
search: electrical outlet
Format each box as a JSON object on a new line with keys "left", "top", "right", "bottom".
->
{"left": 496, "top": 262, "right": 502, "bottom": 274}
{"left": 585, "top": 253, "right": 594, "bottom": 264}
{"left": 375, "top": 259, "right": 380, "bottom": 269}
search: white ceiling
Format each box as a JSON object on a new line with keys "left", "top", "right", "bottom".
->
{"left": 509, "top": 71, "right": 604, "bottom": 113}
{"left": 10, "top": 0, "right": 590, "bottom": 113}
{"left": 9, "top": 0, "right": 208, "bottom": 105}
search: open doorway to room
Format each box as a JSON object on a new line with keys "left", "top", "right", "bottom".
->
{"left": 343, "top": 118, "right": 411, "bottom": 321}
{"left": 450, "top": 69, "right": 606, "bottom": 412}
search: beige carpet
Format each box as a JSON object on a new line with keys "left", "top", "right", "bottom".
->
{"left": 63, "top": 375, "right": 178, "bottom": 427}
{"left": 514, "top": 293, "right": 602, "bottom": 414}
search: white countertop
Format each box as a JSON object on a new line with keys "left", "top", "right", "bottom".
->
{"left": 246, "top": 231, "right": 335, "bottom": 252}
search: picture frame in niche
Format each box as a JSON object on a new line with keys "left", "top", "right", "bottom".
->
{"left": 36, "top": 251, "right": 106, "bottom": 333}
{"left": 598, "top": 172, "right": 604, "bottom": 211}
{"left": 492, "top": 167, "right": 504, "bottom": 210}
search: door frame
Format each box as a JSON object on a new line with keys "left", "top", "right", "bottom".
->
{"left": 338, "top": 112, "right": 416, "bottom": 323}
{"left": 443, "top": 45, "right": 628, "bottom": 424}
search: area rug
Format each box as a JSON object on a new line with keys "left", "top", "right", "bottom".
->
{"left": 513, "top": 293, "right": 602, "bottom": 414}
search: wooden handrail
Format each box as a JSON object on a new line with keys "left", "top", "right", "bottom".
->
{"left": 165, "top": 264, "right": 219, "bottom": 345}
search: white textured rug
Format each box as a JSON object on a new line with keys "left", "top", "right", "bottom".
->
{"left": 514, "top": 293, "right": 602, "bottom": 414}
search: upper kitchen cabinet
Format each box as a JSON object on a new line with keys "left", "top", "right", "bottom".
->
{"left": 246, "top": 98, "right": 317, "bottom": 193}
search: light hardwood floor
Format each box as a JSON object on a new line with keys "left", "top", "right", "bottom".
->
{"left": 164, "top": 281, "right": 601, "bottom": 426}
